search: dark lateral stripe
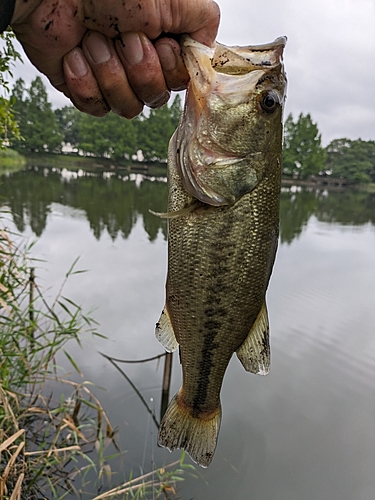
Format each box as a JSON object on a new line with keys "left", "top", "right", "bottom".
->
{"left": 190, "top": 228, "right": 235, "bottom": 414}
{"left": 192, "top": 328, "right": 220, "bottom": 414}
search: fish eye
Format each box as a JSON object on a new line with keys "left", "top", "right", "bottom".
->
{"left": 260, "top": 91, "right": 280, "bottom": 113}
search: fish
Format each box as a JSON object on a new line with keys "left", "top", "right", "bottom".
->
{"left": 155, "top": 35, "right": 287, "bottom": 467}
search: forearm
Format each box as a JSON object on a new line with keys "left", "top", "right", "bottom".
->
{"left": 0, "top": 0, "right": 16, "bottom": 32}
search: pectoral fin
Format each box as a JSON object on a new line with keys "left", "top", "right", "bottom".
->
{"left": 236, "top": 301, "right": 270, "bottom": 375}
{"left": 155, "top": 306, "right": 179, "bottom": 352}
{"left": 149, "top": 201, "right": 199, "bottom": 219}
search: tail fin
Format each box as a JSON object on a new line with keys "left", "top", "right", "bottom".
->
{"left": 158, "top": 392, "right": 221, "bottom": 468}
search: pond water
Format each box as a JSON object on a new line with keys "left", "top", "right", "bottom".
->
{"left": 1, "top": 165, "right": 375, "bottom": 500}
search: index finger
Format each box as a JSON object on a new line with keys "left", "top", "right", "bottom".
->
{"left": 79, "top": 0, "right": 220, "bottom": 46}
{"left": 179, "top": 1, "right": 220, "bottom": 47}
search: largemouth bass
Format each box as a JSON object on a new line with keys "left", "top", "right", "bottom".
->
{"left": 155, "top": 35, "right": 287, "bottom": 467}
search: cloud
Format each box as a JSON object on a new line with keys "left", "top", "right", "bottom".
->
{"left": 4, "top": 0, "right": 375, "bottom": 145}
{"left": 217, "top": 0, "right": 375, "bottom": 144}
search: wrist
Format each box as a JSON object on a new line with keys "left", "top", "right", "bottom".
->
{"left": 0, "top": 0, "right": 16, "bottom": 32}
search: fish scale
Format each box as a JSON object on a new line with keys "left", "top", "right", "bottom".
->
{"left": 155, "top": 35, "right": 287, "bottom": 467}
{"left": 167, "top": 149, "right": 280, "bottom": 400}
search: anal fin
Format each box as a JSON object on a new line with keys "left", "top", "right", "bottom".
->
{"left": 155, "top": 306, "right": 179, "bottom": 352}
{"left": 236, "top": 301, "right": 270, "bottom": 375}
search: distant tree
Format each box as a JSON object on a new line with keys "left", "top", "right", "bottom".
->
{"left": 11, "top": 76, "right": 62, "bottom": 153}
{"left": 10, "top": 76, "right": 25, "bottom": 102}
{"left": 10, "top": 78, "right": 27, "bottom": 146}
{"left": 325, "top": 138, "right": 375, "bottom": 184}
{"left": 78, "top": 111, "right": 137, "bottom": 160}
{"left": 137, "top": 97, "right": 182, "bottom": 161}
{"left": 169, "top": 94, "right": 183, "bottom": 128}
{"left": 283, "top": 113, "right": 326, "bottom": 179}
{"left": 54, "top": 106, "right": 81, "bottom": 149}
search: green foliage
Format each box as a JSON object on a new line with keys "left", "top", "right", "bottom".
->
{"left": 283, "top": 114, "right": 374, "bottom": 184}
{"left": 78, "top": 111, "right": 137, "bottom": 160}
{"left": 0, "top": 29, "right": 21, "bottom": 91}
{"left": 11, "top": 76, "right": 63, "bottom": 153}
{"left": 76, "top": 95, "right": 181, "bottom": 161}
{"left": 0, "top": 29, "right": 22, "bottom": 147}
{"left": 0, "top": 96, "right": 21, "bottom": 146}
{"left": 0, "top": 216, "right": 109, "bottom": 498}
{"left": 137, "top": 95, "right": 182, "bottom": 161}
{"left": 283, "top": 112, "right": 326, "bottom": 179}
{"left": 6, "top": 76, "right": 182, "bottom": 160}
{"left": 0, "top": 147, "right": 26, "bottom": 171}
{"left": 54, "top": 105, "right": 82, "bottom": 148}
{"left": 325, "top": 138, "right": 375, "bottom": 184}
{"left": 89, "top": 452, "right": 196, "bottom": 499}
{"left": 169, "top": 94, "right": 183, "bottom": 127}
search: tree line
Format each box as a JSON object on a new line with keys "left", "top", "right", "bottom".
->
{"left": 3, "top": 166, "right": 375, "bottom": 246}
{"left": 9, "top": 76, "right": 182, "bottom": 162}
{"left": 282, "top": 113, "right": 375, "bottom": 184}
{"left": 3, "top": 76, "right": 375, "bottom": 183}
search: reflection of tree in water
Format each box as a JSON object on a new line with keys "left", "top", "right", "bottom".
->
{"left": 317, "top": 190, "right": 375, "bottom": 226}
{"left": 0, "top": 168, "right": 57, "bottom": 236}
{"left": 279, "top": 187, "right": 375, "bottom": 244}
{"left": 0, "top": 167, "right": 168, "bottom": 241}
{"left": 135, "top": 179, "right": 168, "bottom": 241}
{"left": 2, "top": 168, "right": 375, "bottom": 245}
{"left": 67, "top": 174, "right": 138, "bottom": 240}
{"left": 279, "top": 189, "right": 319, "bottom": 244}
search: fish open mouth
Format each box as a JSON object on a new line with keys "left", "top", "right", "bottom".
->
{"left": 173, "top": 35, "right": 287, "bottom": 207}
{"left": 211, "top": 36, "right": 287, "bottom": 75}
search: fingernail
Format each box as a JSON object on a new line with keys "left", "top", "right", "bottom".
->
{"left": 121, "top": 32, "right": 144, "bottom": 65}
{"left": 148, "top": 90, "right": 171, "bottom": 109}
{"left": 85, "top": 32, "right": 111, "bottom": 64}
{"left": 66, "top": 49, "right": 88, "bottom": 77}
{"left": 156, "top": 43, "right": 177, "bottom": 71}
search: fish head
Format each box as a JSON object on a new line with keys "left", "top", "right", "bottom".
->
{"left": 174, "top": 35, "right": 287, "bottom": 206}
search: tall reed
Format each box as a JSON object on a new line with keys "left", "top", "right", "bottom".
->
{"left": 0, "top": 213, "right": 192, "bottom": 499}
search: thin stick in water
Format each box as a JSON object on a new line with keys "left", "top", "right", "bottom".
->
{"left": 160, "top": 352, "right": 173, "bottom": 421}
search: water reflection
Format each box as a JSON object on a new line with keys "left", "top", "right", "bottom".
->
{"left": 279, "top": 186, "right": 375, "bottom": 244}
{"left": 1, "top": 165, "right": 375, "bottom": 499}
{"left": 0, "top": 166, "right": 168, "bottom": 241}
{"left": 1, "top": 166, "right": 375, "bottom": 245}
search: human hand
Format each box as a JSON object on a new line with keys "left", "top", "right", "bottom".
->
{"left": 11, "top": 0, "right": 220, "bottom": 118}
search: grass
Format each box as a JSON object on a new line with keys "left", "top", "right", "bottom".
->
{"left": 0, "top": 149, "right": 26, "bottom": 172}
{"left": 359, "top": 182, "right": 375, "bottom": 193}
{"left": 0, "top": 212, "right": 193, "bottom": 499}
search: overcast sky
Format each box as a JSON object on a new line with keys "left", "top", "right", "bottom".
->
{"left": 6, "top": 0, "right": 375, "bottom": 146}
